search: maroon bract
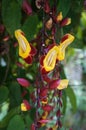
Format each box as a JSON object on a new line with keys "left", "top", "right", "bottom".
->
{"left": 22, "top": 0, "right": 32, "bottom": 15}
{"left": 17, "top": 78, "right": 30, "bottom": 87}
{"left": 49, "top": 79, "right": 60, "bottom": 90}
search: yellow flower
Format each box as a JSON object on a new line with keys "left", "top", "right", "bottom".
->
{"left": 57, "top": 79, "right": 69, "bottom": 90}
{"left": 15, "top": 29, "right": 31, "bottom": 58}
{"left": 57, "top": 33, "right": 74, "bottom": 61}
{"left": 21, "top": 103, "right": 27, "bottom": 111}
{"left": 43, "top": 45, "right": 59, "bottom": 72}
{"left": 15, "top": 29, "right": 36, "bottom": 64}
{"left": 40, "top": 34, "right": 74, "bottom": 73}
{"left": 56, "top": 12, "right": 63, "bottom": 22}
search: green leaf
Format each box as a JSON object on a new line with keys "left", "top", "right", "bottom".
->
{"left": 7, "top": 115, "right": 25, "bottom": 130}
{"left": 2, "top": 0, "right": 21, "bottom": 37}
{"left": 58, "top": 0, "right": 71, "bottom": 17}
{"left": 65, "top": 86, "right": 77, "bottom": 113}
{"left": 0, "top": 107, "right": 20, "bottom": 128}
{"left": 9, "top": 82, "right": 22, "bottom": 107}
{"left": 0, "top": 86, "right": 9, "bottom": 104}
{"left": 30, "top": 108, "right": 36, "bottom": 120}
{"left": 16, "top": 0, "right": 23, "bottom": 6}
{"left": 62, "top": 90, "right": 67, "bottom": 114}
{"left": 25, "top": 115, "right": 33, "bottom": 129}
{"left": 22, "top": 15, "right": 39, "bottom": 41}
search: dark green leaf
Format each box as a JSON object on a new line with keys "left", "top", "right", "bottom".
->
{"left": 2, "top": 0, "right": 21, "bottom": 37}
{"left": 25, "top": 115, "right": 33, "bottom": 129}
{"left": 16, "top": 0, "right": 23, "bottom": 6}
{"left": 9, "top": 82, "right": 22, "bottom": 107}
{"left": 30, "top": 108, "right": 36, "bottom": 120}
{"left": 22, "top": 15, "right": 39, "bottom": 41}
{"left": 0, "top": 86, "right": 9, "bottom": 104}
{"left": 7, "top": 115, "right": 25, "bottom": 130}
{"left": 58, "top": 0, "right": 71, "bottom": 17}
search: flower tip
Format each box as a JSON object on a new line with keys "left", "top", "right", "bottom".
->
{"left": 56, "top": 12, "right": 63, "bottom": 22}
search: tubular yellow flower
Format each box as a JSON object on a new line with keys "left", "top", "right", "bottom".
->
{"left": 57, "top": 33, "right": 74, "bottom": 60}
{"left": 43, "top": 46, "right": 59, "bottom": 72}
{"left": 15, "top": 29, "right": 37, "bottom": 64}
{"left": 15, "top": 29, "right": 31, "bottom": 58}
{"left": 57, "top": 79, "right": 69, "bottom": 90}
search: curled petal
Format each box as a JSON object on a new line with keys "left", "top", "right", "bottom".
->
{"left": 43, "top": 46, "right": 58, "bottom": 72}
{"left": 57, "top": 79, "right": 69, "bottom": 90}
{"left": 57, "top": 34, "right": 74, "bottom": 60}
{"left": 15, "top": 29, "right": 36, "bottom": 64}
{"left": 17, "top": 78, "right": 30, "bottom": 87}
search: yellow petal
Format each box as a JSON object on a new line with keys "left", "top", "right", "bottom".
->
{"left": 43, "top": 46, "right": 59, "bottom": 71}
{"left": 15, "top": 29, "right": 31, "bottom": 58}
{"left": 57, "top": 34, "right": 74, "bottom": 60}
{"left": 56, "top": 12, "right": 63, "bottom": 22}
{"left": 57, "top": 79, "right": 69, "bottom": 90}
{"left": 21, "top": 103, "right": 27, "bottom": 111}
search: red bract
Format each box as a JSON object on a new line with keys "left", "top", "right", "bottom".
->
{"left": 43, "top": 0, "right": 50, "bottom": 13}
{"left": 23, "top": 99, "right": 31, "bottom": 110}
{"left": 42, "top": 105, "right": 53, "bottom": 112}
{"left": 17, "top": 78, "right": 30, "bottom": 87}
{"left": 38, "top": 119, "right": 50, "bottom": 123}
{"left": 49, "top": 79, "right": 60, "bottom": 90}
{"left": 42, "top": 74, "right": 51, "bottom": 83}
{"left": 56, "top": 109, "right": 61, "bottom": 117}
{"left": 22, "top": 0, "right": 32, "bottom": 15}
{"left": 24, "top": 44, "right": 37, "bottom": 64}
{"left": 39, "top": 88, "right": 48, "bottom": 97}
{"left": 22, "top": 90, "right": 27, "bottom": 97}
{"left": 31, "top": 124, "right": 35, "bottom": 130}
{"left": 60, "top": 18, "right": 71, "bottom": 27}
{"left": 0, "top": 24, "right": 5, "bottom": 34}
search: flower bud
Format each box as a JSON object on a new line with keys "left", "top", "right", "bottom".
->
{"left": 22, "top": 0, "right": 32, "bottom": 16}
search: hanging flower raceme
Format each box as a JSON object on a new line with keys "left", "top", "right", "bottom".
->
{"left": 40, "top": 33, "right": 74, "bottom": 74}
{"left": 15, "top": 29, "right": 37, "bottom": 64}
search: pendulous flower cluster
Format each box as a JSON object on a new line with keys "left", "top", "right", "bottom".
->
{"left": 14, "top": 0, "right": 75, "bottom": 129}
